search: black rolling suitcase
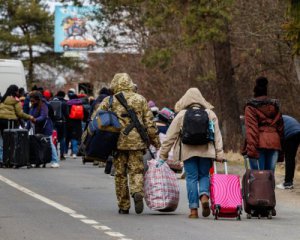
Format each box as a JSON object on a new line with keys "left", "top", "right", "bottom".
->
{"left": 3, "top": 121, "right": 30, "bottom": 168}
{"left": 29, "top": 134, "right": 52, "bottom": 167}
{"left": 242, "top": 156, "right": 276, "bottom": 219}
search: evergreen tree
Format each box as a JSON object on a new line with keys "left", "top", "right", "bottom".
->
{"left": 0, "top": 0, "right": 78, "bottom": 86}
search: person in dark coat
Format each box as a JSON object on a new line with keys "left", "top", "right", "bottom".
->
{"left": 52, "top": 91, "right": 68, "bottom": 160}
{"left": 66, "top": 89, "right": 83, "bottom": 158}
{"left": 243, "top": 77, "right": 284, "bottom": 172}
{"left": 277, "top": 115, "right": 300, "bottom": 189}
{"left": 89, "top": 87, "right": 111, "bottom": 120}
{"left": 29, "top": 91, "right": 59, "bottom": 168}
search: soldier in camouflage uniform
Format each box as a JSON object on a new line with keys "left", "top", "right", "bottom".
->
{"left": 97, "top": 73, "right": 160, "bottom": 214}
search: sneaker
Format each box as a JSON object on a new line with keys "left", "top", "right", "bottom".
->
{"left": 276, "top": 182, "right": 294, "bottom": 190}
{"left": 133, "top": 192, "right": 144, "bottom": 214}
{"left": 51, "top": 163, "right": 60, "bottom": 168}
{"left": 60, "top": 155, "right": 66, "bottom": 161}
{"left": 72, "top": 154, "right": 77, "bottom": 159}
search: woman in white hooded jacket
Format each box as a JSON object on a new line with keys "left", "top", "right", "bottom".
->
{"left": 159, "top": 88, "right": 224, "bottom": 218}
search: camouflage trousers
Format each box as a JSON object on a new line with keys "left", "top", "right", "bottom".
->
{"left": 114, "top": 150, "right": 144, "bottom": 210}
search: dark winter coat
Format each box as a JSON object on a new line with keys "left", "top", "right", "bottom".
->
{"left": 66, "top": 99, "right": 83, "bottom": 141}
{"left": 282, "top": 115, "right": 300, "bottom": 140}
{"left": 89, "top": 93, "right": 109, "bottom": 119}
{"left": 52, "top": 96, "right": 68, "bottom": 141}
{"left": 243, "top": 96, "right": 284, "bottom": 159}
{"left": 30, "top": 102, "right": 53, "bottom": 136}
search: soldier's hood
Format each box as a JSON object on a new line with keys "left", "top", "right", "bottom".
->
{"left": 110, "top": 73, "right": 135, "bottom": 94}
{"left": 174, "top": 88, "right": 214, "bottom": 112}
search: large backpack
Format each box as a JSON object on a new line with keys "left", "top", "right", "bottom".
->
{"left": 83, "top": 96, "right": 121, "bottom": 161}
{"left": 69, "top": 105, "right": 84, "bottom": 120}
{"left": 49, "top": 99, "right": 63, "bottom": 121}
{"left": 181, "top": 107, "right": 211, "bottom": 145}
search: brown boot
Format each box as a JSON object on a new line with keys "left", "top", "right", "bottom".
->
{"left": 188, "top": 208, "right": 199, "bottom": 219}
{"left": 200, "top": 195, "right": 210, "bottom": 217}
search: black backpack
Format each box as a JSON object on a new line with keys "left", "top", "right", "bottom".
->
{"left": 181, "top": 107, "right": 210, "bottom": 145}
{"left": 49, "top": 99, "right": 63, "bottom": 121}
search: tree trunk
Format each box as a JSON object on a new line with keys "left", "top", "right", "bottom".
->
{"left": 28, "top": 45, "right": 34, "bottom": 87}
{"left": 293, "top": 55, "right": 300, "bottom": 82}
{"left": 213, "top": 23, "right": 242, "bottom": 151}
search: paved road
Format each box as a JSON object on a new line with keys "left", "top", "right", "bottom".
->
{"left": 0, "top": 158, "right": 299, "bottom": 240}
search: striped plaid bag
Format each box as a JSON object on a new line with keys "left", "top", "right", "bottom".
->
{"left": 144, "top": 159, "right": 180, "bottom": 212}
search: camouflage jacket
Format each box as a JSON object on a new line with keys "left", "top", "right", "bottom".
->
{"left": 96, "top": 73, "right": 160, "bottom": 151}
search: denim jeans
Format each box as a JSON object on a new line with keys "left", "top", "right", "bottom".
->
{"left": 184, "top": 157, "right": 212, "bottom": 209}
{"left": 71, "top": 139, "right": 78, "bottom": 155}
{"left": 249, "top": 149, "right": 278, "bottom": 172}
{"left": 47, "top": 136, "right": 59, "bottom": 164}
{"left": 59, "top": 137, "right": 66, "bottom": 157}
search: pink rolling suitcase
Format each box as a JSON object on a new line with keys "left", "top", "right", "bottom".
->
{"left": 210, "top": 160, "right": 243, "bottom": 220}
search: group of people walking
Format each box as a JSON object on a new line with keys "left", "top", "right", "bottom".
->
{"left": 91, "top": 73, "right": 299, "bottom": 217}
{"left": 0, "top": 85, "right": 95, "bottom": 168}
{"left": 0, "top": 73, "right": 299, "bottom": 219}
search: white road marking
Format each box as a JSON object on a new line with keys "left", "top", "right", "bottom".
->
{"left": 93, "top": 225, "right": 111, "bottom": 231}
{"left": 81, "top": 219, "right": 99, "bottom": 225}
{"left": 0, "top": 174, "right": 133, "bottom": 240}
{"left": 70, "top": 214, "right": 87, "bottom": 219}
{"left": 105, "top": 232, "right": 125, "bottom": 237}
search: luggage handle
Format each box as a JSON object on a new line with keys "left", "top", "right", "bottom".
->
{"left": 7, "top": 120, "right": 14, "bottom": 130}
{"left": 213, "top": 159, "right": 228, "bottom": 174}
{"left": 29, "top": 123, "right": 35, "bottom": 136}
{"left": 243, "top": 155, "right": 260, "bottom": 170}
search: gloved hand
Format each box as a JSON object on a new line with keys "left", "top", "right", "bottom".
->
{"left": 156, "top": 159, "right": 165, "bottom": 168}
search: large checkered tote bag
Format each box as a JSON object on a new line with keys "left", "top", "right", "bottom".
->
{"left": 144, "top": 160, "right": 180, "bottom": 212}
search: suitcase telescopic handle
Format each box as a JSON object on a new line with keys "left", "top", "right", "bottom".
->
{"left": 213, "top": 159, "right": 228, "bottom": 175}
{"left": 243, "top": 155, "right": 260, "bottom": 170}
{"left": 7, "top": 120, "right": 14, "bottom": 129}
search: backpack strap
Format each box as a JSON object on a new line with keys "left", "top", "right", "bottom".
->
{"left": 108, "top": 96, "right": 113, "bottom": 110}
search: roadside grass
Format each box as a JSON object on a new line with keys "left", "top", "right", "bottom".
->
{"left": 224, "top": 150, "right": 300, "bottom": 177}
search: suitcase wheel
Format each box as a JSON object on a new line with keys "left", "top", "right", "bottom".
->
{"left": 214, "top": 205, "right": 220, "bottom": 220}
{"left": 267, "top": 210, "right": 272, "bottom": 219}
{"left": 236, "top": 206, "right": 242, "bottom": 221}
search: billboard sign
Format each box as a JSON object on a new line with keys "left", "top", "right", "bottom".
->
{"left": 54, "top": 6, "right": 97, "bottom": 53}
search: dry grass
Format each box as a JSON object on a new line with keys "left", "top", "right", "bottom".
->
{"left": 224, "top": 150, "right": 300, "bottom": 175}
{"left": 225, "top": 151, "right": 244, "bottom": 164}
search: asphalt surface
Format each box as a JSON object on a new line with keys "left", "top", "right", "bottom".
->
{"left": 0, "top": 157, "right": 299, "bottom": 240}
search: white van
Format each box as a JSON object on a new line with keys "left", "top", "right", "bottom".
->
{"left": 0, "top": 59, "right": 27, "bottom": 96}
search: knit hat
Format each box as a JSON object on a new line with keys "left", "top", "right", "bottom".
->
{"left": 254, "top": 76, "right": 268, "bottom": 97}
{"left": 148, "top": 100, "right": 156, "bottom": 108}
{"left": 68, "top": 88, "right": 76, "bottom": 93}
{"left": 43, "top": 90, "right": 51, "bottom": 100}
